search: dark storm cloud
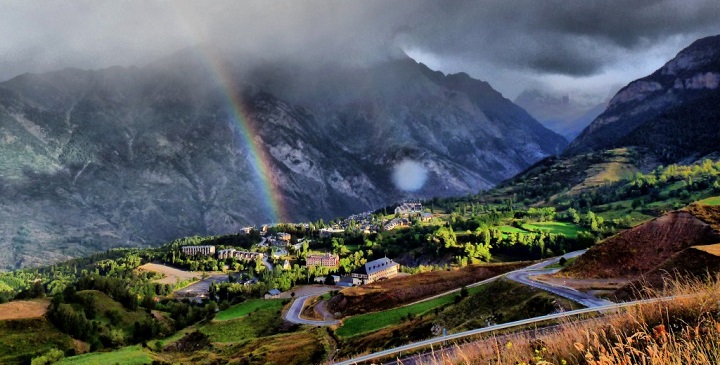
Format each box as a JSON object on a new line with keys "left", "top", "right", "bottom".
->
{"left": 1, "top": 0, "right": 719, "bottom": 96}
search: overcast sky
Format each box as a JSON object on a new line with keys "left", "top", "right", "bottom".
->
{"left": 1, "top": 0, "right": 719, "bottom": 102}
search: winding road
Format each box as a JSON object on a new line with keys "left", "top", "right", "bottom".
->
{"left": 285, "top": 290, "right": 339, "bottom": 326}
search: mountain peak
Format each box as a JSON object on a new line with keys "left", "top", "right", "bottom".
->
{"left": 566, "top": 34, "right": 720, "bottom": 162}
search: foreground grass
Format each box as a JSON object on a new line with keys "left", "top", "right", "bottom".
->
{"left": 414, "top": 274, "right": 720, "bottom": 365}
{"left": 337, "top": 293, "right": 456, "bottom": 338}
{"left": 56, "top": 345, "right": 151, "bottom": 365}
{"left": 214, "top": 299, "right": 283, "bottom": 321}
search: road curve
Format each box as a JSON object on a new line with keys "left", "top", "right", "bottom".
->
{"left": 285, "top": 294, "right": 339, "bottom": 326}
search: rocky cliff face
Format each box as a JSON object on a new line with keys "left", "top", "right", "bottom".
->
{"left": 0, "top": 53, "right": 566, "bottom": 269}
{"left": 567, "top": 35, "right": 720, "bottom": 162}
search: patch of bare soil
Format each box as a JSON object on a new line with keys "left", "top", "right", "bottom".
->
{"left": 561, "top": 210, "right": 720, "bottom": 279}
{"left": 614, "top": 244, "right": 720, "bottom": 301}
{"left": 327, "top": 262, "right": 528, "bottom": 317}
{"left": 137, "top": 263, "right": 203, "bottom": 285}
{"left": 0, "top": 299, "right": 49, "bottom": 320}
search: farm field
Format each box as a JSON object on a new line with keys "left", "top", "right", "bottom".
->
{"left": 0, "top": 299, "right": 49, "bottom": 320}
{"left": 522, "top": 222, "right": 585, "bottom": 237}
{"left": 201, "top": 301, "right": 285, "bottom": 342}
{"left": 137, "top": 263, "right": 203, "bottom": 285}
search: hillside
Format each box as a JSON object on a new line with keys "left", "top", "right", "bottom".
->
{"left": 0, "top": 51, "right": 566, "bottom": 270}
{"left": 326, "top": 262, "right": 527, "bottom": 317}
{"left": 561, "top": 204, "right": 720, "bottom": 279}
{"left": 567, "top": 34, "right": 720, "bottom": 162}
{"left": 614, "top": 243, "right": 720, "bottom": 300}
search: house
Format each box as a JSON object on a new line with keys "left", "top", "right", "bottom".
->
{"left": 421, "top": 212, "right": 433, "bottom": 222}
{"left": 306, "top": 253, "right": 340, "bottom": 268}
{"left": 240, "top": 227, "right": 253, "bottom": 234}
{"left": 277, "top": 232, "right": 291, "bottom": 242}
{"left": 314, "top": 276, "right": 326, "bottom": 284}
{"left": 272, "top": 248, "right": 288, "bottom": 258}
{"left": 181, "top": 245, "right": 216, "bottom": 256}
{"left": 282, "top": 259, "right": 291, "bottom": 270}
{"left": 394, "top": 202, "right": 422, "bottom": 216}
{"left": 264, "top": 288, "right": 282, "bottom": 299}
{"left": 384, "top": 218, "right": 410, "bottom": 231}
{"left": 352, "top": 257, "right": 400, "bottom": 285}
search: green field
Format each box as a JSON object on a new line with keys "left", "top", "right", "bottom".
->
{"left": 336, "top": 293, "right": 457, "bottom": 338}
{"left": 699, "top": 196, "right": 720, "bottom": 206}
{"left": 214, "top": 299, "right": 283, "bottom": 321}
{"left": 499, "top": 225, "right": 527, "bottom": 236}
{"left": 201, "top": 301, "right": 283, "bottom": 342}
{"left": 56, "top": 346, "right": 152, "bottom": 365}
{"left": 522, "top": 222, "right": 585, "bottom": 237}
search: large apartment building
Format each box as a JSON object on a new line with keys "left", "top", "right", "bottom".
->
{"left": 217, "top": 248, "right": 264, "bottom": 261}
{"left": 352, "top": 257, "right": 399, "bottom": 285}
{"left": 181, "top": 245, "right": 216, "bottom": 256}
{"left": 306, "top": 253, "right": 340, "bottom": 268}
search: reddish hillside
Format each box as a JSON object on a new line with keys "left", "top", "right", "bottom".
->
{"left": 614, "top": 244, "right": 720, "bottom": 300}
{"left": 327, "top": 262, "right": 527, "bottom": 317}
{"left": 561, "top": 209, "right": 720, "bottom": 279}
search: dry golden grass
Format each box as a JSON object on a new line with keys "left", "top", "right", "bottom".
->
{"left": 693, "top": 243, "right": 720, "bottom": 256}
{"left": 403, "top": 274, "right": 720, "bottom": 365}
{"left": 0, "top": 299, "right": 49, "bottom": 320}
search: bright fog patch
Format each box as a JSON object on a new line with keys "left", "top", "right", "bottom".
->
{"left": 392, "top": 160, "right": 428, "bottom": 192}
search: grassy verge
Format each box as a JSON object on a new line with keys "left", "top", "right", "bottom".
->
{"left": 214, "top": 299, "right": 283, "bottom": 321}
{"left": 55, "top": 345, "right": 151, "bottom": 365}
{"left": 336, "top": 293, "right": 456, "bottom": 338}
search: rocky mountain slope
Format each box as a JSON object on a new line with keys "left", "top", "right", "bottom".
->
{"left": 492, "top": 35, "right": 720, "bottom": 204}
{"left": 0, "top": 52, "right": 566, "bottom": 269}
{"left": 567, "top": 34, "right": 720, "bottom": 162}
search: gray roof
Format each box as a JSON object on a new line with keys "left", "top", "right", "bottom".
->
{"left": 357, "top": 257, "right": 398, "bottom": 276}
{"left": 268, "top": 289, "right": 281, "bottom": 296}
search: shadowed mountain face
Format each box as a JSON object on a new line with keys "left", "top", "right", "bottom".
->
{"left": 567, "top": 34, "right": 720, "bottom": 162}
{"left": 0, "top": 52, "right": 566, "bottom": 269}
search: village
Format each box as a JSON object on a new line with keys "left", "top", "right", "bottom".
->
{"left": 167, "top": 202, "right": 431, "bottom": 301}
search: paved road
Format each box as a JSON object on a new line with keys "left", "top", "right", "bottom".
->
{"left": 332, "top": 296, "right": 683, "bottom": 365}
{"left": 504, "top": 250, "right": 614, "bottom": 308}
{"left": 285, "top": 291, "right": 339, "bottom": 326}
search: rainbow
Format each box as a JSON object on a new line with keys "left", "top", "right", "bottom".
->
{"left": 165, "top": 6, "right": 285, "bottom": 224}
{"left": 196, "top": 48, "right": 286, "bottom": 224}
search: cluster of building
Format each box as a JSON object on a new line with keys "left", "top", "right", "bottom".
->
{"left": 394, "top": 202, "right": 423, "bottom": 216}
{"left": 181, "top": 245, "right": 264, "bottom": 264}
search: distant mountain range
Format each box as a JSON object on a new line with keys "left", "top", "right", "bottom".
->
{"left": 514, "top": 89, "right": 607, "bottom": 141}
{"left": 0, "top": 51, "right": 566, "bottom": 269}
